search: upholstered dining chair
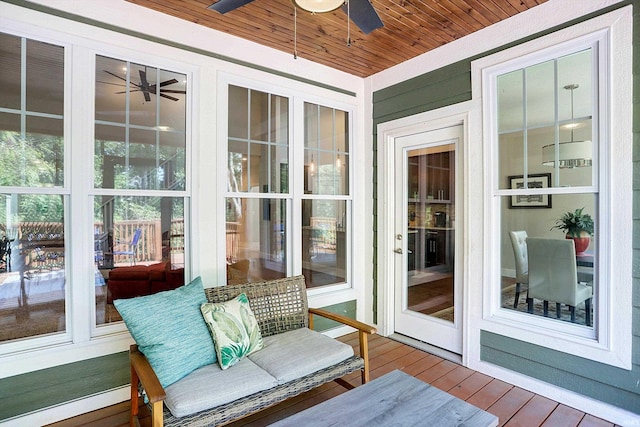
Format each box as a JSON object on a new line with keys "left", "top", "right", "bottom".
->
{"left": 508, "top": 230, "right": 529, "bottom": 308}
{"left": 526, "top": 237, "right": 593, "bottom": 326}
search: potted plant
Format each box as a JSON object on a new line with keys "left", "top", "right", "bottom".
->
{"left": 551, "top": 207, "right": 594, "bottom": 254}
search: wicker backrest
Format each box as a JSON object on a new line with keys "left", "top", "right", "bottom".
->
{"left": 204, "top": 275, "right": 309, "bottom": 337}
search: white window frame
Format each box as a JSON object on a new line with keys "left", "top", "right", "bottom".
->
{"left": 216, "top": 73, "right": 357, "bottom": 300}
{"left": 469, "top": 8, "right": 632, "bottom": 368}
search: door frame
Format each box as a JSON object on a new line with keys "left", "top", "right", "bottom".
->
{"left": 376, "top": 101, "right": 474, "bottom": 364}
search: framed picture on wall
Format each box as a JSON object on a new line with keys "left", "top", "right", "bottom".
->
{"left": 508, "top": 173, "right": 552, "bottom": 208}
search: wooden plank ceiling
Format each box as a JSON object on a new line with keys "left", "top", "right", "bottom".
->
{"left": 127, "top": 0, "right": 547, "bottom": 78}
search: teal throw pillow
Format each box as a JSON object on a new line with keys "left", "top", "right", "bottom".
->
{"left": 201, "top": 293, "right": 263, "bottom": 370}
{"left": 114, "top": 276, "right": 216, "bottom": 388}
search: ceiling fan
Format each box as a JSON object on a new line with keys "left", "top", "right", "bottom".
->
{"left": 207, "top": 0, "right": 383, "bottom": 35}
{"left": 103, "top": 69, "right": 186, "bottom": 102}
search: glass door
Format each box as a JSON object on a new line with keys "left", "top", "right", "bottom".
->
{"left": 394, "top": 125, "right": 462, "bottom": 354}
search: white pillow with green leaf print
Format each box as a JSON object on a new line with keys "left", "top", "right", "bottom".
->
{"left": 200, "top": 293, "right": 264, "bottom": 370}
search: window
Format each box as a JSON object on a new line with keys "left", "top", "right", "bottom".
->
{"left": 224, "top": 85, "right": 352, "bottom": 290}
{"left": 225, "top": 85, "right": 290, "bottom": 282}
{"left": 302, "top": 103, "right": 349, "bottom": 288}
{"left": 472, "top": 8, "right": 632, "bottom": 367}
{"left": 0, "top": 33, "right": 67, "bottom": 343}
{"left": 93, "top": 55, "right": 188, "bottom": 326}
{"left": 496, "top": 48, "right": 597, "bottom": 333}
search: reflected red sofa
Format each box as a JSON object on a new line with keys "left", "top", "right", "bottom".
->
{"left": 107, "top": 262, "right": 184, "bottom": 304}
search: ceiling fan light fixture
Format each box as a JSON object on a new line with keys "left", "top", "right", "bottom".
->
{"left": 293, "top": 0, "right": 344, "bottom": 13}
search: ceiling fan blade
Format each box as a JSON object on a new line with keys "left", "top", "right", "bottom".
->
{"left": 104, "top": 70, "right": 128, "bottom": 83}
{"left": 160, "top": 93, "right": 179, "bottom": 102}
{"left": 341, "top": 0, "right": 383, "bottom": 35}
{"left": 160, "top": 89, "right": 187, "bottom": 94}
{"left": 208, "top": 0, "right": 256, "bottom": 14}
{"left": 138, "top": 70, "right": 151, "bottom": 102}
{"left": 159, "top": 79, "right": 179, "bottom": 87}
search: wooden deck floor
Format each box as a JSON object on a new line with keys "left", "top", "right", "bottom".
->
{"left": 47, "top": 333, "right": 620, "bottom": 427}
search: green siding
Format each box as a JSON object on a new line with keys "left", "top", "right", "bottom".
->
{"left": 372, "top": 0, "right": 639, "bottom": 415}
{"left": 312, "top": 300, "right": 358, "bottom": 332}
{"left": 0, "top": 351, "right": 129, "bottom": 422}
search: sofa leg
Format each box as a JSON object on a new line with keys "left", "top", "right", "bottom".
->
{"left": 359, "top": 331, "right": 370, "bottom": 384}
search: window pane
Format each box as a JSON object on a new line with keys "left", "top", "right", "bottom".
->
{"left": 497, "top": 48, "right": 594, "bottom": 190}
{"left": 229, "top": 85, "right": 248, "bottom": 139}
{"left": 302, "top": 199, "right": 347, "bottom": 288}
{"left": 26, "top": 39, "right": 64, "bottom": 116}
{"left": 225, "top": 197, "right": 286, "bottom": 283}
{"left": 304, "top": 103, "right": 350, "bottom": 196}
{"left": 250, "top": 90, "right": 268, "bottom": 141}
{"left": 0, "top": 35, "right": 65, "bottom": 189}
{"left": 227, "top": 86, "right": 289, "bottom": 194}
{"left": 0, "top": 33, "right": 21, "bottom": 110}
{"left": 95, "top": 56, "right": 186, "bottom": 190}
{"left": 501, "top": 193, "right": 596, "bottom": 328}
{"left": 0, "top": 193, "right": 66, "bottom": 342}
{"left": 95, "top": 195, "right": 185, "bottom": 325}
{"left": 0, "top": 126, "right": 63, "bottom": 188}
{"left": 228, "top": 141, "right": 248, "bottom": 192}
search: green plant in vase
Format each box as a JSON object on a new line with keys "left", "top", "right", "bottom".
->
{"left": 551, "top": 207, "right": 594, "bottom": 254}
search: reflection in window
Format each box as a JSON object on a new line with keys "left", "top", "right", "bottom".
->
{"left": 94, "top": 195, "right": 185, "bottom": 325}
{"left": 304, "top": 103, "right": 349, "bottom": 195}
{"left": 302, "top": 200, "right": 347, "bottom": 288}
{"left": 0, "top": 33, "right": 64, "bottom": 188}
{"left": 0, "top": 193, "right": 66, "bottom": 342}
{"left": 0, "top": 33, "right": 67, "bottom": 343}
{"left": 303, "top": 102, "right": 350, "bottom": 288}
{"left": 497, "top": 47, "right": 597, "bottom": 330}
{"left": 225, "top": 197, "right": 286, "bottom": 283}
{"left": 227, "top": 85, "right": 289, "bottom": 194}
{"left": 95, "top": 55, "right": 186, "bottom": 191}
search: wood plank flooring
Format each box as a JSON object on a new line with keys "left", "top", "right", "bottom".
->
{"left": 47, "top": 333, "right": 620, "bottom": 427}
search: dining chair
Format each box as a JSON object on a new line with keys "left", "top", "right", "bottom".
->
{"left": 526, "top": 237, "right": 592, "bottom": 326}
{"left": 508, "top": 231, "right": 529, "bottom": 308}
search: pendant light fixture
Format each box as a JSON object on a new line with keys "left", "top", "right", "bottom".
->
{"left": 542, "top": 84, "right": 593, "bottom": 169}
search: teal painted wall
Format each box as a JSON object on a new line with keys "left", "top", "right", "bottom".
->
{"left": 0, "top": 351, "right": 129, "bottom": 422}
{"left": 372, "top": 0, "right": 640, "bottom": 415}
{"left": 311, "top": 300, "right": 358, "bottom": 332}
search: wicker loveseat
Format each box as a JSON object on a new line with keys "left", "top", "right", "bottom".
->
{"left": 128, "top": 275, "right": 376, "bottom": 427}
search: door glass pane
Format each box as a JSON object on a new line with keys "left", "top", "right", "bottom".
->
{"left": 225, "top": 197, "right": 286, "bottom": 284}
{"left": 406, "top": 145, "right": 455, "bottom": 322}
{"left": 302, "top": 199, "right": 347, "bottom": 288}
{"left": 0, "top": 193, "right": 66, "bottom": 342}
{"left": 95, "top": 195, "right": 185, "bottom": 325}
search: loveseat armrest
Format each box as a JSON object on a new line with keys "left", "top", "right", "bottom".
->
{"left": 130, "top": 345, "right": 166, "bottom": 427}
{"left": 308, "top": 308, "right": 377, "bottom": 384}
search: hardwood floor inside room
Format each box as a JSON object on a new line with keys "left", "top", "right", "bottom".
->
{"left": 407, "top": 275, "right": 454, "bottom": 316}
{"left": 47, "top": 333, "right": 620, "bottom": 427}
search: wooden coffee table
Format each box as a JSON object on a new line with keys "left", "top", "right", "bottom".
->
{"left": 271, "top": 369, "right": 498, "bottom": 426}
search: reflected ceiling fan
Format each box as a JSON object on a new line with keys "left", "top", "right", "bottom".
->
{"left": 103, "top": 69, "right": 186, "bottom": 102}
{"left": 207, "top": 0, "right": 383, "bottom": 35}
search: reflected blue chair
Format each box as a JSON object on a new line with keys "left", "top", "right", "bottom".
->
{"left": 114, "top": 229, "right": 142, "bottom": 265}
